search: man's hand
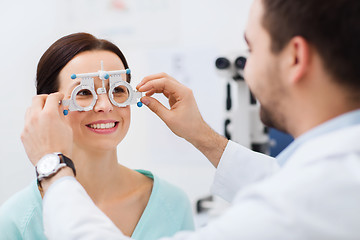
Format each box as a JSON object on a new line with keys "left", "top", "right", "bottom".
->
{"left": 137, "top": 73, "right": 228, "bottom": 167}
{"left": 21, "top": 93, "right": 73, "bottom": 166}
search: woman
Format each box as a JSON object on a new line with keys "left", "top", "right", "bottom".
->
{"left": 0, "top": 33, "right": 194, "bottom": 239}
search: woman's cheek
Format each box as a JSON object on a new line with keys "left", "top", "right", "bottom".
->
{"left": 65, "top": 112, "right": 85, "bottom": 133}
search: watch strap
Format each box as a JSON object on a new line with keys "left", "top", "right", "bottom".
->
{"left": 59, "top": 154, "right": 76, "bottom": 177}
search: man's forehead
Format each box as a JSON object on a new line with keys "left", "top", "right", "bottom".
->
{"left": 245, "top": 0, "right": 265, "bottom": 38}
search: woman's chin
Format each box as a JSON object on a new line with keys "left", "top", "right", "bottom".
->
{"left": 75, "top": 140, "right": 121, "bottom": 153}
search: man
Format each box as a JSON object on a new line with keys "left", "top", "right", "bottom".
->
{"left": 21, "top": 0, "right": 360, "bottom": 239}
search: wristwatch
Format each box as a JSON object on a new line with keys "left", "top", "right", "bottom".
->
{"left": 35, "top": 152, "right": 76, "bottom": 197}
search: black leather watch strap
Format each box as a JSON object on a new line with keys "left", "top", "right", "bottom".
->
{"left": 59, "top": 154, "right": 76, "bottom": 177}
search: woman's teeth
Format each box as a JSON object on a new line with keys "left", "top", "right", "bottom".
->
{"left": 89, "top": 122, "right": 116, "bottom": 129}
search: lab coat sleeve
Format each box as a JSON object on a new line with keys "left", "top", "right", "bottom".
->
{"left": 43, "top": 177, "right": 125, "bottom": 240}
{"left": 211, "top": 140, "right": 279, "bottom": 202}
{"left": 43, "top": 175, "right": 299, "bottom": 240}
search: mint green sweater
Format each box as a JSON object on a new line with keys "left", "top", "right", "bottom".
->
{"left": 0, "top": 170, "right": 194, "bottom": 239}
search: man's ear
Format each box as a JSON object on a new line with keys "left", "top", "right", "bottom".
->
{"left": 286, "top": 36, "right": 310, "bottom": 85}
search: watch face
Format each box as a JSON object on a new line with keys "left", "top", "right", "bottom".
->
{"left": 37, "top": 154, "right": 59, "bottom": 175}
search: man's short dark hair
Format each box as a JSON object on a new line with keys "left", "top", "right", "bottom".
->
{"left": 261, "top": 0, "right": 360, "bottom": 95}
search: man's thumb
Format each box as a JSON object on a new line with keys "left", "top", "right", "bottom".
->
{"left": 141, "top": 96, "right": 169, "bottom": 121}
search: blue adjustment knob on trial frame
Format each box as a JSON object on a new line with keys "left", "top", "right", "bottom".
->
{"left": 63, "top": 109, "right": 69, "bottom": 116}
{"left": 137, "top": 102, "right": 143, "bottom": 107}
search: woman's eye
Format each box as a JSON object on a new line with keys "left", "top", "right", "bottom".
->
{"left": 113, "top": 86, "right": 127, "bottom": 94}
{"left": 77, "top": 89, "right": 92, "bottom": 96}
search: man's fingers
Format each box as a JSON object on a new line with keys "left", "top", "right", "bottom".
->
{"left": 24, "top": 107, "right": 32, "bottom": 128}
{"left": 43, "top": 92, "right": 64, "bottom": 115}
{"left": 31, "top": 94, "right": 47, "bottom": 113}
{"left": 163, "top": 90, "right": 171, "bottom": 99}
{"left": 146, "top": 89, "right": 171, "bottom": 99}
{"left": 138, "top": 78, "right": 186, "bottom": 100}
{"left": 145, "top": 89, "right": 156, "bottom": 97}
{"left": 138, "top": 77, "right": 167, "bottom": 92}
{"left": 141, "top": 96, "right": 170, "bottom": 122}
{"left": 136, "top": 72, "right": 170, "bottom": 90}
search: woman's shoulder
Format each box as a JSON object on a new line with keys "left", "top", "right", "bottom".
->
{"left": 136, "top": 169, "right": 193, "bottom": 221}
{"left": 155, "top": 176, "right": 191, "bottom": 205}
{"left": 0, "top": 180, "right": 44, "bottom": 238}
{"left": 136, "top": 169, "right": 190, "bottom": 205}
{"left": 0, "top": 180, "right": 41, "bottom": 217}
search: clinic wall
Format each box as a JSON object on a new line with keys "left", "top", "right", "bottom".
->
{"left": 0, "top": 0, "right": 252, "bottom": 213}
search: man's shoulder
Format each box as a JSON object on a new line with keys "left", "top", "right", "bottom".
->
{"left": 291, "top": 124, "right": 360, "bottom": 165}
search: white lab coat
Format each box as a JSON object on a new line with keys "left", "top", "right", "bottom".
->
{"left": 43, "top": 123, "right": 360, "bottom": 240}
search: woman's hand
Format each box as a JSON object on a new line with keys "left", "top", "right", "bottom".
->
{"left": 21, "top": 93, "right": 73, "bottom": 166}
{"left": 137, "top": 73, "right": 227, "bottom": 167}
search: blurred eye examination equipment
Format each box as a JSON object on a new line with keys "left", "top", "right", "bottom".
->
{"left": 215, "top": 53, "right": 269, "bottom": 154}
{"left": 195, "top": 53, "right": 270, "bottom": 225}
{"left": 61, "top": 61, "right": 143, "bottom": 115}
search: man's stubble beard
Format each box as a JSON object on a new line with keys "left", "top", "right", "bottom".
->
{"left": 259, "top": 103, "right": 288, "bottom": 134}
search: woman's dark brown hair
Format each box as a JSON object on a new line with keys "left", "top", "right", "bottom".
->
{"left": 36, "top": 32, "right": 131, "bottom": 94}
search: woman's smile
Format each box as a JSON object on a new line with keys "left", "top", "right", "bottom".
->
{"left": 86, "top": 120, "right": 119, "bottom": 134}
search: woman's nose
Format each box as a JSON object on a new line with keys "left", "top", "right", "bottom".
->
{"left": 93, "top": 93, "right": 113, "bottom": 113}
